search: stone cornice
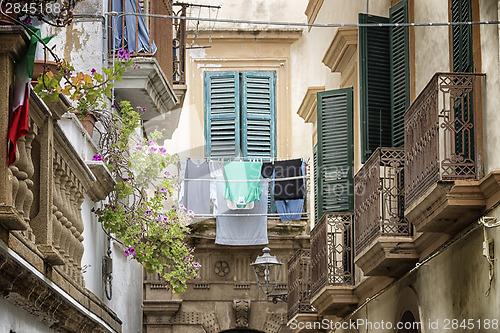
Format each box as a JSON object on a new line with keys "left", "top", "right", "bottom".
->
{"left": 187, "top": 29, "right": 303, "bottom": 42}
{"left": 297, "top": 86, "right": 324, "bottom": 124}
{"left": 305, "top": 0, "right": 324, "bottom": 27}
{"left": 322, "top": 27, "right": 358, "bottom": 73}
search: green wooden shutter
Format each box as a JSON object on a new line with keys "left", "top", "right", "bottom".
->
{"left": 204, "top": 72, "right": 240, "bottom": 158}
{"left": 359, "top": 13, "right": 392, "bottom": 162}
{"left": 390, "top": 0, "right": 410, "bottom": 148}
{"left": 313, "top": 144, "right": 319, "bottom": 223}
{"left": 316, "top": 88, "right": 354, "bottom": 220}
{"left": 451, "top": 0, "right": 473, "bottom": 73}
{"left": 241, "top": 72, "right": 276, "bottom": 159}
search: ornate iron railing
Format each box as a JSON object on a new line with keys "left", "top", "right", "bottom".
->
{"left": 287, "top": 249, "right": 315, "bottom": 321}
{"left": 405, "top": 73, "right": 484, "bottom": 209}
{"left": 354, "top": 148, "right": 409, "bottom": 253}
{"left": 310, "top": 213, "right": 354, "bottom": 298}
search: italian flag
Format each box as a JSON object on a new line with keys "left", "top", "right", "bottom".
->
{"left": 8, "top": 24, "right": 53, "bottom": 165}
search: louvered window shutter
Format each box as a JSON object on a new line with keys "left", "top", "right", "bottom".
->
{"left": 359, "top": 13, "right": 392, "bottom": 163}
{"left": 451, "top": 0, "right": 474, "bottom": 161}
{"left": 451, "top": 0, "right": 473, "bottom": 72}
{"left": 204, "top": 72, "right": 241, "bottom": 158}
{"left": 313, "top": 144, "right": 319, "bottom": 223}
{"left": 241, "top": 72, "right": 277, "bottom": 159}
{"left": 316, "top": 88, "right": 354, "bottom": 220}
{"left": 390, "top": 0, "right": 410, "bottom": 148}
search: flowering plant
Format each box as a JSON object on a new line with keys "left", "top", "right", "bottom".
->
{"left": 93, "top": 102, "right": 199, "bottom": 293}
{"left": 34, "top": 49, "right": 133, "bottom": 119}
{"left": 33, "top": 44, "right": 199, "bottom": 292}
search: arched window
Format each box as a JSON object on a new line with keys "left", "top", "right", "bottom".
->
{"left": 398, "top": 310, "right": 419, "bottom": 333}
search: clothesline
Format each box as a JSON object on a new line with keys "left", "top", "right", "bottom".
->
{"left": 193, "top": 212, "right": 309, "bottom": 217}
{"left": 180, "top": 157, "right": 309, "bottom": 162}
{"left": 179, "top": 175, "right": 310, "bottom": 182}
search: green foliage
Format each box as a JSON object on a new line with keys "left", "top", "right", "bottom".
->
{"left": 34, "top": 56, "right": 133, "bottom": 118}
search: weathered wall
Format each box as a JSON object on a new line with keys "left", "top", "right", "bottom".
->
{"left": 30, "top": 0, "right": 145, "bottom": 331}
{"left": 338, "top": 205, "right": 500, "bottom": 333}
{"left": 478, "top": 0, "right": 500, "bottom": 175}
{"left": 0, "top": 297, "right": 57, "bottom": 333}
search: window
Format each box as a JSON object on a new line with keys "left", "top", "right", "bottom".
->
{"left": 315, "top": 88, "right": 354, "bottom": 222}
{"left": 359, "top": 0, "right": 410, "bottom": 162}
{"left": 204, "top": 71, "right": 277, "bottom": 159}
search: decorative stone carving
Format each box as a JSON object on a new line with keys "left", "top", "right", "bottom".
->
{"left": 263, "top": 313, "right": 286, "bottom": 333}
{"left": 214, "top": 260, "right": 230, "bottom": 277}
{"left": 233, "top": 299, "right": 250, "bottom": 328}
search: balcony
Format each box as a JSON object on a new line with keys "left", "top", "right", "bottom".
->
{"left": 0, "top": 27, "right": 117, "bottom": 329}
{"left": 354, "top": 148, "right": 418, "bottom": 277}
{"left": 404, "top": 73, "right": 497, "bottom": 234}
{"left": 110, "top": 0, "right": 187, "bottom": 139}
{"left": 287, "top": 249, "right": 318, "bottom": 330}
{"left": 310, "top": 213, "right": 357, "bottom": 317}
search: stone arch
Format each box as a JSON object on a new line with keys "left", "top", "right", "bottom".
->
{"left": 219, "top": 328, "right": 263, "bottom": 333}
{"left": 394, "top": 286, "right": 422, "bottom": 333}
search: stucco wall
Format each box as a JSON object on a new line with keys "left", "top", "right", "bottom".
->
{"left": 479, "top": 0, "right": 500, "bottom": 175}
{"left": 337, "top": 205, "right": 500, "bottom": 333}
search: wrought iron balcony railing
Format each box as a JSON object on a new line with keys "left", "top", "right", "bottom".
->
{"left": 405, "top": 73, "right": 484, "bottom": 209}
{"left": 287, "top": 249, "right": 315, "bottom": 321}
{"left": 354, "top": 148, "right": 409, "bottom": 253}
{"left": 310, "top": 213, "right": 354, "bottom": 298}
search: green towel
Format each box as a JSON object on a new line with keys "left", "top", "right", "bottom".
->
{"left": 223, "top": 161, "right": 263, "bottom": 208}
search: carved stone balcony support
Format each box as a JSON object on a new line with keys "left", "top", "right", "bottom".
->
{"left": 310, "top": 213, "right": 357, "bottom": 317}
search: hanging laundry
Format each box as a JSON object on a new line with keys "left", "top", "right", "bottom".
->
{"left": 223, "top": 161, "right": 263, "bottom": 208}
{"left": 273, "top": 158, "right": 305, "bottom": 200}
{"left": 179, "top": 159, "right": 211, "bottom": 215}
{"left": 276, "top": 161, "right": 306, "bottom": 221}
{"left": 261, "top": 161, "right": 274, "bottom": 178}
{"left": 214, "top": 174, "right": 268, "bottom": 246}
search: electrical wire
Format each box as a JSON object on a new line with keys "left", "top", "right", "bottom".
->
{"left": 105, "top": 11, "right": 500, "bottom": 29}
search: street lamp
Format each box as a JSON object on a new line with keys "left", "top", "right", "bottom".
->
{"left": 250, "top": 247, "right": 287, "bottom": 303}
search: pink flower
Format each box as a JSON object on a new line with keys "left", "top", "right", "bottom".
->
{"left": 117, "top": 49, "right": 130, "bottom": 60}
{"left": 91, "top": 68, "right": 96, "bottom": 75}
{"left": 92, "top": 155, "right": 103, "bottom": 161}
{"left": 193, "top": 262, "right": 201, "bottom": 268}
{"left": 159, "top": 147, "right": 167, "bottom": 155}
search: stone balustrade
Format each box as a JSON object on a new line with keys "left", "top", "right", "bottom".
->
{"left": 1, "top": 85, "right": 114, "bottom": 288}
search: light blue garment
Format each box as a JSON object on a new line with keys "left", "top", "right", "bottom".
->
{"left": 112, "top": 0, "right": 157, "bottom": 54}
{"left": 275, "top": 200, "right": 304, "bottom": 221}
{"left": 275, "top": 161, "right": 305, "bottom": 221}
{"left": 214, "top": 174, "right": 268, "bottom": 246}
